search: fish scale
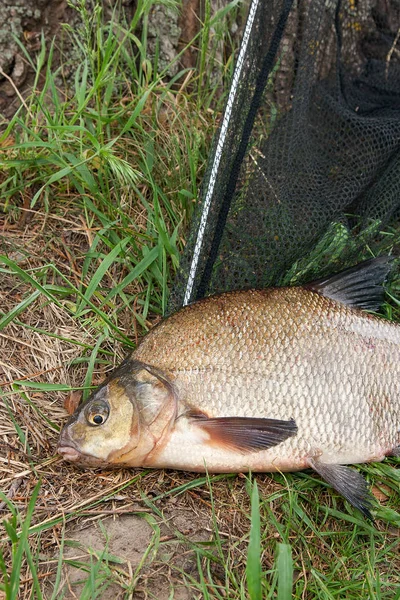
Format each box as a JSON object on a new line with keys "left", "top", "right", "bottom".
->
{"left": 134, "top": 286, "right": 400, "bottom": 469}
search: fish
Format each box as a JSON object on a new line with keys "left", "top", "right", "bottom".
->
{"left": 58, "top": 257, "right": 400, "bottom": 519}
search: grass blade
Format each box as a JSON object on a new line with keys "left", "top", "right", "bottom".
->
{"left": 246, "top": 479, "right": 262, "bottom": 600}
{"left": 76, "top": 237, "right": 130, "bottom": 316}
{"left": 7, "top": 481, "right": 41, "bottom": 598}
{"left": 100, "top": 245, "right": 159, "bottom": 306}
{"left": 0, "top": 256, "right": 62, "bottom": 308}
{"left": 82, "top": 332, "right": 106, "bottom": 401}
{"left": 276, "top": 543, "right": 293, "bottom": 600}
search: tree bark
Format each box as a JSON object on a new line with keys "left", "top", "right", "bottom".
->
{"left": 0, "top": 0, "right": 245, "bottom": 119}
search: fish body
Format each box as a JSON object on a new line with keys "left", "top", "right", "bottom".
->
{"left": 58, "top": 257, "right": 400, "bottom": 518}
{"left": 132, "top": 286, "right": 400, "bottom": 472}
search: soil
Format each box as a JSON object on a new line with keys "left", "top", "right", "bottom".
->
{"left": 60, "top": 509, "right": 211, "bottom": 599}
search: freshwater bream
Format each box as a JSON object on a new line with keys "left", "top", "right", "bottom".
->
{"left": 58, "top": 258, "right": 400, "bottom": 518}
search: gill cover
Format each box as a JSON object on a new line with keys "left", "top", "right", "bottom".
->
{"left": 58, "top": 359, "right": 177, "bottom": 467}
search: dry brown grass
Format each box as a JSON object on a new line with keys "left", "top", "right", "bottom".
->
{"left": 1, "top": 208, "right": 400, "bottom": 598}
{"left": 0, "top": 210, "right": 244, "bottom": 598}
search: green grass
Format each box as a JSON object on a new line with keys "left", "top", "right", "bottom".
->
{"left": 1, "top": 0, "right": 236, "bottom": 336}
{"left": 0, "top": 0, "right": 399, "bottom": 598}
{"left": 246, "top": 480, "right": 262, "bottom": 600}
{"left": 0, "top": 482, "right": 42, "bottom": 598}
{"left": 1, "top": 469, "right": 399, "bottom": 598}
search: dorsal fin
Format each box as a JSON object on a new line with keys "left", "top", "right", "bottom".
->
{"left": 305, "top": 256, "right": 393, "bottom": 311}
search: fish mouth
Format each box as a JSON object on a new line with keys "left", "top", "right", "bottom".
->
{"left": 57, "top": 431, "right": 110, "bottom": 467}
{"left": 57, "top": 445, "right": 81, "bottom": 462}
{"left": 57, "top": 427, "right": 82, "bottom": 462}
{"left": 57, "top": 443, "right": 109, "bottom": 467}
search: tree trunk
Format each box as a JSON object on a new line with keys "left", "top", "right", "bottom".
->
{"left": 0, "top": 0, "right": 245, "bottom": 119}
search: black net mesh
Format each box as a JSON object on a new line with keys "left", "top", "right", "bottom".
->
{"left": 168, "top": 0, "right": 400, "bottom": 313}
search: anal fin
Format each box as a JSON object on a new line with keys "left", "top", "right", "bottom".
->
{"left": 308, "top": 457, "right": 374, "bottom": 520}
{"left": 189, "top": 413, "right": 297, "bottom": 453}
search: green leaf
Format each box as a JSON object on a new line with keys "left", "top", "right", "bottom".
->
{"left": 12, "top": 381, "right": 78, "bottom": 391}
{"left": 31, "top": 165, "right": 74, "bottom": 207}
{"left": 101, "top": 245, "right": 159, "bottom": 306}
{"left": 76, "top": 237, "right": 130, "bottom": 316}
{"left": 0, "top": 290, "right": 40, "bottom": 330}
{"left": 246, "top": 479, "right": 262, "bottom": 600}
{"left": 9, "top": 481, "right": 41, "bottom": 597}
{"left": 82, "top": 333, "right": 107, "bottom": 401}
{"left": 276, "top": 543, "right": 293, "bottom": 600}
{"left": 0, "top": 256, "right": 63, "bottom": 308}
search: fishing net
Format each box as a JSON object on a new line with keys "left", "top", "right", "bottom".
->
{"left": 169, "top": 0, "right": 400, "bottom": 313}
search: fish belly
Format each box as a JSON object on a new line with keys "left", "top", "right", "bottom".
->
{"left": 148, "top": 365, "right": 395, "bottom": 472}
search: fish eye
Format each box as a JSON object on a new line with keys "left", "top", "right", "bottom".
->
{"left": 85, "top": 402, "right": 109, "bottom": 426}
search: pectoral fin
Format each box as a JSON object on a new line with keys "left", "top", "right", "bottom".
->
{"left": 308, "top": 457, "right": 374, "bottom": 520}
{"left": 189, "top": 413, "right": 297, "bottom": 453}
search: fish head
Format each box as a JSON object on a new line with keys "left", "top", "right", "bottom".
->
{"left": 57, "top": 359, "right": 177, "bottom": 468}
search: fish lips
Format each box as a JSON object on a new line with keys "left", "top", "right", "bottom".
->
{"left": 57, "top": 445, "right": 81, "bottom": 462}
{"left": 57, "top": 429, "right": 107, "bottom": 468}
